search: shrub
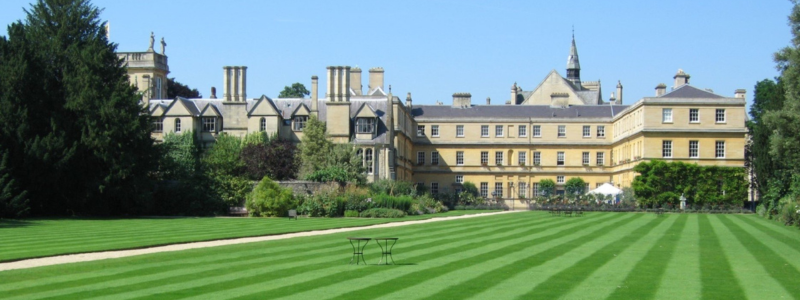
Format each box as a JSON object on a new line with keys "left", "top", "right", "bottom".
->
{"left": 369, "top": 180, "right": 416, "bottom": 196}
{"left": 344, "top": 210, "right": 359, "bottom": 217}
{"left": 246, "top": 176, "right": 296, "bottom": 217}
{"left": 210, "top": 175, "right": 253, "bottom": 207}
{"left": 371, "top": 194, "right": 413, "bottom": 212}
{"left": 296, "top": 191, "right": 345, "bottom": 217}
{"left": 360, "top": 208, "right": 405, "bottom": 218}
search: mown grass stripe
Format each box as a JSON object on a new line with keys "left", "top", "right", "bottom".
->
{"left": 0, "top": 213, "right": 525, "bottom": 294}
{"left": 698, "top": 215, "right": 746, "bottom": 300}
{"left": 601, "top": 214, "right": 687, "bottom": 300}
{"left": 517, "top": 214, "right": 668, "bottom": 299}
{"left": 14, "top": 213, "right": 548, "bottom": 300}
{"left": 138, "top": 212, "right": 579, "bottom": 300}
{"left": 395, "top": 214, "right": 643, "bottom": 300}
{"left": 653, "top": 214, "right": 701, "bottom": 300}
{"left": 717, "top": 215, "right": 800, "bottom": 298}
{"left": 733, "top": 215, "right": 800, "bottom": 256}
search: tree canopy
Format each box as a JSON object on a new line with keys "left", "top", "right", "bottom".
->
{"left": 278, "top": 83, "right": 310, "bottom": 98}
{"left": 167, "top": 77, "right": 202, "bottom": 99}
{"left": 0, "top": 0, "right": 156, "bottom": 216}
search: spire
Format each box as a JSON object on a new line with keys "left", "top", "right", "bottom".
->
{"left": 566, "top": 31, "right": 582, "bottom": 88}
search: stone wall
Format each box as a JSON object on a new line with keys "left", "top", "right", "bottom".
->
{"left": 277, "top": 181, "right": 338, "bottom": 196}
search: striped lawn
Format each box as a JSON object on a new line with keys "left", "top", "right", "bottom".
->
{"left": 1, "top": 212, "right": 800, "bottom": 299}
{"left": 0, "top": 210, "right": 496, "bottom": 262}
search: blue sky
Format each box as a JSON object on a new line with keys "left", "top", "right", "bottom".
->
{"left": 0, "top": 0, "right": 793, "bottom": 109}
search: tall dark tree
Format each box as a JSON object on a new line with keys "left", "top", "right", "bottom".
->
{"left": 748, "top": 79, "right": 787, "bottom": 208}
{"left": 167, "top": 77, "right": 201, "bottom": 99}
{"left": 278, "top": 83, "right": 310, "bottom": 98}
{"left": 0, "top": 0, "right": 156, "bottom": 216}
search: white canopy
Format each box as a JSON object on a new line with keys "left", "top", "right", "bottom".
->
{"left": 588, "top": 183, "right": 622, "bottom": 196}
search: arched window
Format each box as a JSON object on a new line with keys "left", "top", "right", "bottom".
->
{"left": 260, "top": 117, "right": 266, "bottom": 132}
{"left": 174, "top": 118, "right": 181, "bottom": 132}
{"left": 365, "top": 149, "right": 373, "bottom": 174}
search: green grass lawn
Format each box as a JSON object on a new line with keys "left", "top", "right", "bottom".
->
{"left": 1, "top": 212, "right": 800, "bottom": 299}
{"left": 0, "top": 210, "right": 497, "bottom": 262}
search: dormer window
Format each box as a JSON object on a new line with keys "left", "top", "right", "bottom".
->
{"left": 293, "top": 116, "right": 308, "bottom": 131}
{"left": 202, "top": 117, "right": 216, "bottom": 132}
{"left": 356, "top": 118, "right": 375, "bottom": 134}
{"left": 152, "top": 118, "right": 163, "bottom": 133}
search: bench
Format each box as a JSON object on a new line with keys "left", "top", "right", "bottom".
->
{"left": 288, "top": 209, "right": 298, "bottom": 220}
{"left": 229, "top": 207, "right": 248, "bottom": 217}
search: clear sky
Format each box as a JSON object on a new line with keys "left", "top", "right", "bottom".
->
{"left": 0, "top": 0, "right": 793, "bottom": 109}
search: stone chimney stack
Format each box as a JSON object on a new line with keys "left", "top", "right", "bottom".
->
{"left": 673, "top": 69, "right": 690, "bottom": 89}
{"left": 311, "top": 75, "right": 319, "bottom": 116}
{"left": 350, "top": 67, "right": 362, "bottom": 95}
{"left": 655, "top": 83, "right": 667, "bottom": 97}
{"left": 368, "top": 67, "right": 384, "bottom": 93}
{"left": 511, "top": 83, "right": 518, "bottom": 105}
{"left": 452, "top": 92, "right": 472, "bottom": 108}
{"left": 735, "top": 89, "right": 746, "bottom": 100}
{"left": 486, "top": 97, "right": 491, "bottom": 105}
{"left": 326, "top": 66, "right": 351, "bottom": 102}
{"left": 616, "top": 80, "right": 623, "bottom": 104}
{"left": 406, "top": 92, "right": 412, "bottom": 110}
{"left": 210, "top": 87, "right": 217, "bottom": 99}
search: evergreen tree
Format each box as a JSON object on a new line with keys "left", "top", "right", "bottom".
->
{"left": 278, "top": 83, "right": 310, "bottom": 98}
{"left": 748, "top": 79, "right": 787, "bottom": 209}
{"left": 167, "top": 77, "right": 201, "bottom": 99}
{"left": 298, "top": 115, "right": 331, "bottom": 176}
{"left": 0, "top": 0, "right": 155, "bottom": 215}
{"left": 0, "top": 149, "right": 29, "bottom": 218}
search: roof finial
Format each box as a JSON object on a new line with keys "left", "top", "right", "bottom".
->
{"left": 572, "top": 25, "right": 574, "bottom": 39}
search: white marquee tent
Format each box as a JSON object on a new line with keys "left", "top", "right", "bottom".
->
{"left": 588, "top": 183, "right": 623, "bottom": 196}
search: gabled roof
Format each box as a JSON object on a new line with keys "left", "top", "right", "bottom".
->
{"left": 368, "top": 86, "right": 387, "bottom": 96}
{"left": 660, "top": 84, "right": 724, "bottom": 99}
{"left": 291, "top": 103, "right": 311, "bottom": 117}
{"left": 354, "top": 103, "right": 377, "bottom": 118}
{"left": 248, "top": 95, "right": 281, "bottom": 116}
{"left": 163, "top": 97, "right": 200, "bottom": 116}
{"left": 522, "top": 70, "right": 591, "bottom": 105}
{"left": 200, "top": 103, "right": 222, "bottom": 117}
{"left": 150, "top": 103, "right": 168, "bottom": 117}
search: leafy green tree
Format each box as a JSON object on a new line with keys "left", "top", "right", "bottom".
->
{"left": 539, "top": 179, "right": 556, "bottom": 197}
{"left": 299, "top": 115, "right": 331, "bottom": 176}
{"left": 462, "top": 182, "right": 479, "bottom": 197}
{"left": 306, "top": 144, "right": 365, "bottom": 186}
{"left": 246, "top": 176, "right": 296, "bottom": 217}
{"left": 278, "top": 83, "right": 310, "bottom": 98}
{"left": 0, "top": 0, "right": 156, "bottom": 215}
{"left": 0, "top": 149, "right": 28, "bottom": 218}
{"left": 158, "top": 131, "right": 201, "bottom": 181}
{"left": 201, "top": 133, "right": 243, "bottom": 176}
{"left": 748, "top": 79, "right": 787, "bottom": 211}
{"left": 241, "top": 137, "right": 299, "bottom": 180}
{"left": 167, "top": 77, "right": 201, "bottom": 99}
{"left": 564, "top": 177, "right": 587, "bottom": 198}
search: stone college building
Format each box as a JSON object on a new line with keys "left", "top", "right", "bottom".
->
{"left": 118, "top": 34, "right": 747, "bottom": 201}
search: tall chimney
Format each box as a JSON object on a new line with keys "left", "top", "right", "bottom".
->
{"left": 350, "top": 67, "right": 362, "bottom": 95}
{"left": 452, "top": 93, "right": 472, "bottom": 108}
{"left": 511, "top": 83, "right": 518, "bottom": 105}
{"left": 240, "top": 66, "right": 247, "bottom": 101}
{"left": 616, "top": 80, "right": 623, "bottom": 104}
{"left": 406, "top": 92, "right": 412, "bottom": 110}
{"left": 673, "top": 69, "right": 690, "bottom": 89}
{"left": 233, "top": 66, "right": 240, "bottom": 101}
{"left": 326, "top": 66, "right": 333, "bottom": 98}
{"left": 223, "top": 66, "right": 232, "bottom": 101}
{"left": 655, "top": 83, "right": 667, "bottom": 97}
{"left": 734, "top": 89, "right": 746, "bottom": 100}
{"left": 369, "top": 67, "right": 384, "bottom": 93}
{"left": 311, "top": 75, "right": 318, "bottom": 115}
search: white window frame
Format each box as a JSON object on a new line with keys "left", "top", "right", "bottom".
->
{"left": 455, "top": 175, "right": 464, "bottom": 184}
{"left": 456, "top": 125, "right": 464, "bottom": 137}
{"left": 431, "top": 125, "right": 440, "bottom": 137}
{"left": 480, "top": 182, "right": 488, "bottom": 198}
{"left": 533, "top": 125, "right": 541, "bottom": 137}
{"left": 417, "top": 151, "right": 425, "bottom": 165}
{"left": 533, "top": 183, "right": 540, "bottom": 197}
{"left": 519, "top": 182, "right": 527, "bottom": 198}
{"left": 596, "top": 152, "right": 605, "bottom": 166}
{"left": 203, "top": 117, "right": 216, "bottom": 132}
{"left": 716, "top": 109, "right": 726, "bottom": 123}
{"left": 356, "top": 118, "right": 375, "bottom": 134}
{"left": 260, "top": 117, "right": 266, "bottom": 132}
{"left": 689, "top": 140, "right": 699, "bottom": 158}
{"left": 582, "top": 152, "right": 590, "bottom": 165}
{"left": 557, "top": 176, "right": 565, "bottom": 184}
{"left": 533, "top": 152, "right": 541, "bottom": 165}
{"left": 597, "top": 125, "right": 605, "bottom": 137}
{"left": 557, "top": 151, "right": 565, "bottom": 166}
{"left": 431, "top": 151, "right": 439, "bottom": 165}
{"left": 716, "top": 141, "right": 725, "bottom": 158}
{"left": 481, "top": 125, "right": 489, "bottom": 137}
{"left": 417, "top": 125, "right": 426, "bottom": 137}
{"left": 662, "top": 140, "right": 673, "bottom": 158}
{"left": 495, "top": 151, "right": 504, "bottom": 165}
{"left": 558, "top": 125, "right": 566, "bottom": 137}
{"left": 495, "top": 125, "right": 504, "bottom": 137}
{"left": 293, "top": 116, "right": 308, "bottom": 131}
{"left": 495, "top": 182, "right": 503, "bottom": 198}
{"left": 152, "top": 118, "right": 163, "bottom": 133}
{"left": 481, "top": 151, "right": 488, "bottom": 165}
{"left": 690, "top": 109, "right": 699, "bottom": 123}
{"left": 174, "top": 118, "right": 181, "bottom": 133}
{"left": 583, "top": 125, "right": 591, "bottom": 137}
{"left": 518, "top": 151, "right": 527, "bottom": 166}
{"left": 663, "top": 108, "right": 673, "bottom": 123}
{"left": 519, "top": 125, "right": 527, "bottom": 137}
{"left": 456, "top": 151, "right": 464, "bottom": 166}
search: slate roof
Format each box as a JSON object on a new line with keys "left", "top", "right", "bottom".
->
{"left": 660, "top": 85, "right": 724, "bottom": 99}
{"left": 412, "top": 104, "right": 629, "bottom": 120}
{"left": 272, "top": 97, "right": 395, "bottom": 144}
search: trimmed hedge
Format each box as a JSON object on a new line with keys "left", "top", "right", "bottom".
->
{"left": 359, "top": 208, "right": 406, "bottom": 218}
{"left": 632, "top": 160, "right": 747, "bottom": 208}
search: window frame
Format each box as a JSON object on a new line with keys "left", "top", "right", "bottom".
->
{"left": 456, "top": 125, "right": 464, "bottom": 137}
{"left": 481, "top": 125, "right": 489, "bottom": 137}
{"left": 174, "top": 118, "right": 181, "bottom": 133}
{"left": 202, "top": 117, "right": 216, "bottom": 132}
{"left": 417, "top": 151, "right": 425, "bottom": 165}
{"left": 455, "top": 175, "right": 464, "bottom": 184}
{"left": 533, "top": 125, "right": 541, "bottom": 137}
{"left": 480, "top": 182, "right": 488, "bottom": 198}
{"left": 494, "top": 182, "right": 503, "bottom": 198}
{"left": 355, "top": 117, "right": 375, "bottom": 134}
{"left": 365, "top": 148, "right": 374, "bottom": 174}
{"left": 662, "top": 140, "right": 673, "bottom": 158}
{"left": 518, "top": 125, "right": 527, "bottom": 137}
{"left": 716, "top": 109, "right": 726, "bottom": 123}
{"left": 431, "top": 182, "right": 439, "bottom": 194}
{"left": 558, "top": 125, "right": 566, "bottom": 137}
{"left": 518, "top": 151, "right": 527, "bottom": 166}
{"left": 417, "top": 125, "right": 426, "bottom": 137}
{"left": 292, "top": 116, "right": 308, "bottom": 132}
{"left": 689, "top": 140, "right": 699, "bottom": 158}
{"left": 662, "top": 108, "right": 673, "bottom": 123}
{"left": 716, "top": 141, "right": 725, "bottom": 158}
{"left": 596, "top": 152, "right": 605, "bottom": 166}
{"left": 431, "top": 151, "right": 440, "bottom": 166}
{"left": 597, "top": 125, "right": 605, "bottom": 137}
{"left": 152, "top": 118, "right": 163, "bottom": 133}
{"left": 533, "top": 152, "right": 541, "bottom": 165}
{"left": 689, "top": 108, "right": 699, "bottom": 123}
{"left": 557, "top": 176, "right": 565, "bottom": 184}
{"left": 519, "top": 182, "right": 527, "bottom": 198}
{"left": 260, "top": 117, "right": 267, "bottom": 132}
{"left": 557, "top": 151, "right": 565, "bottom": 166}
{"left": 431, "top": 125, "right": 440, "bottom": 137}
{"left": 582, "top": 151, "right": 590, "bottom": 165}
{"left": 481, "top": 151, "right": 489, "bottom": 165}
{"left": 582, "top": 125, "right": 591, "bottom": 137}
{"left": 495, "top": 125, "right": 504, "bottom": 137}
{"left": 456, "top": 151, "right": 464, "bottom": 166}
{"left": 495, "top": 151, "right": 504, "bottom": 165}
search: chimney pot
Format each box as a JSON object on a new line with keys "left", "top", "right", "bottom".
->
{"left": 486, "top": 97, "right": 491, "bottom": 105}
{"left": 210, "top": 86, "right": 217, "bottom": 99}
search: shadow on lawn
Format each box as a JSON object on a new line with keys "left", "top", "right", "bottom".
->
{"left": 0, "top": 219, "right": 35, "bottom": 229}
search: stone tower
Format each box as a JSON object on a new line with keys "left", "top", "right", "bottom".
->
{"left": 117, "top": 32, "right": 170, "bottom": 106}
{"left": 325, "top": 66, "right": 352, "bottom": 143}
{"left": 566, "top": 34, "right": 581, "bottom": 89}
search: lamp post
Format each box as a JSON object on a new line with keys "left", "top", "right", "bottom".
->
{"left": 509, "top": 182, "right": 515, "bottom": 211}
